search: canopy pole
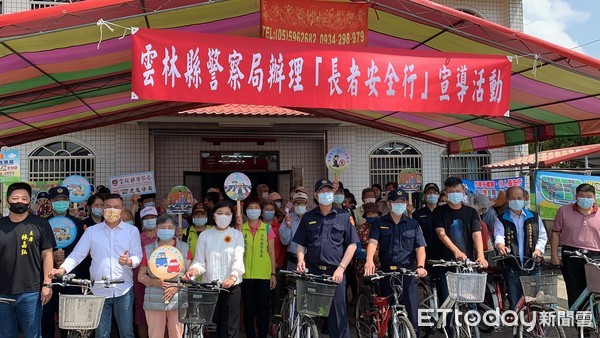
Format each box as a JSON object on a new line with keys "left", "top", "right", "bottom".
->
{"left": 533, "top": 129, "right": 540, "bottom": 214}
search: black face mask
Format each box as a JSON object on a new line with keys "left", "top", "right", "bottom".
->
{"left": 9, "top": 202, "right": 29, "bottom": 215}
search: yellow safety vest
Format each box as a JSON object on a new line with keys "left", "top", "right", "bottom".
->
{"left": 242, "top": 222, "right": 272, "bottom": 280}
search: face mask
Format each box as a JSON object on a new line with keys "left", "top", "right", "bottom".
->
{"left": 275, "top": 201, "right": 282, "bottom": 208}
{"left": 8, "top": 202, "right": 29, "bottom": 215}
{"left": 125, "top": 220, "right": 134, "bottom": 225}
{"left": 246, "top": 209, "right": 261, "bottom": 220}
{"left": 157, "top": 228, "right": 175, "bottom": 241}
{"left": 425, "top": 194, "right": 439, "bottom": 205}
{"left": 364, "top": 198, "right": 376, "bottom": 204}
{"left": 391, "top": 202, "right": 407, "bottom": 216}
{"left": 448, "top": 192, "right": 464, "bottom": 205}
{"left": 193, "top": 217, "right": 208, "bottom": 226}
{"left": 508, "top": 200, "right": 524, "bottom": 211}
{"left": 577, "top": 197, "right": 595, "bottom": 209}
{"left": 52, "top": 201, "right": 70, "bottom": 214}
{"left": 263, "top": 211, "right": 275, "bottom": 221}
{"left": 91, "top": 208, "right": 103, "bottom": 217}
{"left": 318, "top": 192, "right": 334, "bottom": 205}
{"left": 438, "top": 201, "right": 447, "bottom": 206}
{"left": 215, "top": 214, "right": 232, "bottom": 229}
{"left": 333, "top": 194, "right": 345, "bottom": 204}
{"left": 366, "top": 217, "right": 377, "bottom": 224}
{"left": 103, "top": 208, "right": 122, "bottom": 223}
{"left": 166, "top": 209, "right": 174, "bottom": 215}
{"left": 262, "top": 192, "right": 269, "bottom": 199}
{"left": 144, "top": 202, "right": 155, "bottom": 208}
{"left": 143, "top": 218, "right": 157, "bottom": 229}
{"left": 295, "top": 205, "right": 307, "bottom": 215}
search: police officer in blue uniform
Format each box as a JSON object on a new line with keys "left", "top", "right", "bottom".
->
{"left": 365, "top": 188, "right": 427, "bottom": 337}
{"left": 293, "top": 179, "right": 359, "bottom": 338}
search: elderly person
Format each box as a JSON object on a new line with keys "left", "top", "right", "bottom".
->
{"left": 186, "top": 200, "right": 245, "bottom": 338}
{"left": 134, "top": 207, "right": 159, "bottom": 338}
{"left": 138, "top": 214, "right": 192, "bottom": 338}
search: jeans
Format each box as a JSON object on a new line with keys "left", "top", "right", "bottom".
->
{"left": 96, "top": 288, "right": 135, "bottom": 338}
{"left": 0, "top": 291, "right": 42, "bottom": 338}
{"left": 503, "top": 267, "right": 540, "bottom": 310}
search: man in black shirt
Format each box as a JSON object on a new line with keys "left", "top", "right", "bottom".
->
{"left": 412, "top": 182, "right": 442, "bottom": 263}
{"left": 0, "top": 182, "right": 55, "bottom": 338}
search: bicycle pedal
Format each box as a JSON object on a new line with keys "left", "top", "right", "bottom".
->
{"left": 206, "top": 324, "right": 217, "bottom": 332}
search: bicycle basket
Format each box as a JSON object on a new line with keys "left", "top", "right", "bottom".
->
{"left": 520, "top": 274, "right": 558, "bottom": 304}
{"left": 296, "top": 279, "right": 337, "bottom": 317}
{"left": 585, "top": 263, "right": 600, "bottom": 294}
{"left": 58, "top": 294, "right": 105, "bottom": 330}
{"left": 446, "top": 272, "right": 487, "bottom": 303}
{"left": 178, "top": 287, "right": 220, "bottom": 325}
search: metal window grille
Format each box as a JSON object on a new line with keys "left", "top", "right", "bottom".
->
{"left": 29, "top": 142, "right": 95, "bottom": 184}
{"left": 369, "top": 142, "right": 422, "bottom": 187}
{"left": 30, "top": 0, "right": 72, "bottom": 10}
{"left": 441, "top": 151, "right": 491, "bottom": 181}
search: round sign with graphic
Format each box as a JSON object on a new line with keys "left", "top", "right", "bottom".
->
{"left": 62, "top": 175, "right": 91, "bottom": 204}
{"left": 167, "top": 186, "right": 194, "bottom": 215}
{"left": 49, "top": 216, "right": 77, "bottom": 249}
{"left": 325, "top": 147, "right": 351, "bottom": 174}
{"left": 38, "top": 200, "right": 53, "bottom": 219}
{"left": 224, "top": 172, "right": 252, "bottom": 201}
{"left": 148, "top": 245, "right": 185, "bottom": 280}
{"left": 398, "top": 169, "right": 422, "bottom": 193}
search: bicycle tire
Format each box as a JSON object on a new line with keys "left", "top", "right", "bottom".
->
{"left": 278, "top": 294, "right": 294, "bottom": 338}
{"left": 290, "top": 316, "right": 319, "bottom": 338}
{"left": 476, "top": 302, "right": 495, "bottom": 334}
{"left": 355, "top": 293, "right": 373, "bottom": 338}
{"left": 517, "top": 305, "right": 565, "bottom": 338}
{"left": 391, "top": 313, "right": 416, "bottom": 338}
{"left": 452, "top": 304, "right": 480, "bottom": 338}
{"left": 417, "top": 281, "right": 436, "bottom": 338}
{"left": 579, "top": 298, "right": 600, "bottom": 338}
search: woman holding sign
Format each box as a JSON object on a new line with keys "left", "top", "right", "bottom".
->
{"left": 138, "top": 214, "right": 192, "bottom": 338}
{"left": 186, "top": 200, "right": 245, "bottom": 338}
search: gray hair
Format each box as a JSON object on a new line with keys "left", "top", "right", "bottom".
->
{"left": 156, "top": 213, "right": 177, "bottom": 227}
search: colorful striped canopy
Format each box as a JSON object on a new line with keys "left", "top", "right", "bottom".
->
{"left": 0, "top": 0, "right": 598, "bottom": 153}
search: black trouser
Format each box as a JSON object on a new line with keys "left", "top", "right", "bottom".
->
{"left": 42, "top": 285, "right": 82, "bottom": 338}
{"left": 307, "top": 263, "right": 350, "bottom": 338}
{"left": 562, "top": 246, "right": 600, "bottom": 308}
{"left": 241, "top": 279, "right": 271, "bottom": 338}
{"left": 345, "top": 258, "right": 358, "bottom": 302}
{"left": 213, "top": 284, "right": 241, "bottom": 338}
{"left": 271, "top": 268, "right": 285, "bottom": 317}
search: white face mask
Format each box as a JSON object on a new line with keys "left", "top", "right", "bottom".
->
{"left": 215, "top": 214, "right": 232, "bottom": 229}
{"left": 364, "top": 198, "right": 376, "bottom": 204}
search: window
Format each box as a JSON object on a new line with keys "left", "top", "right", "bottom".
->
{"left": 29, "top": 141, "right": 95, "bottom": 184}
{"left": 30, "top": 0, "right": 74, "bottom": 10}
{"left": 369, "top": 142, "right": 422, "bottom": 187}
{"left": 441, "top": 150, "right": 490, "bottom": 181}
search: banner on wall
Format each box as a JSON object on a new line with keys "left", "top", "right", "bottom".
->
{"left": 0, "top": 150, "right": 20, "bottom": 182}
{"left": 535, "top": 171, "right": 600, "bottom": 219}
{"left": 463, "top": 176, "right": 526, "bottom": 199}
{"left": 131, "top": 29, "right": 511, "bottom": 116}
{"left": 260, "top": 0, "right": 369, "bottom": 46}
{"left": 109, "top": 171, "right": 156, "bottom": 197}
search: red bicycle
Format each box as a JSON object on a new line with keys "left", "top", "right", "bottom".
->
{"left": 355, "top": 269, "right": 417, "bottom": 338}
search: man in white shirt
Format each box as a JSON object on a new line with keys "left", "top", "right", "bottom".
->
{"left": 51, "top": 194, "right": 142, "bottom": 338}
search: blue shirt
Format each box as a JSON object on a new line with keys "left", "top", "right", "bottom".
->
{"left": 370, "top": 213, "right": 427, "bottom": 267}
{"left": 279, "top": 212, "right": 301, "bottom": 254}
{"left": 292, "top": 206, "right": 359, "bottom": 266}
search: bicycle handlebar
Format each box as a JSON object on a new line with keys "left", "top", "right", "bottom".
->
{"left": 491, "top": 255, "right": 539, "bottom": 272}
{"left": 50, "top": 274, "right": 125, "bottom": 288}
{"left": 365, "top": 269, "right": 418, "bottom": 281}
{"left": 427, "top": 259, "right": 483, "bottom": 269}
{"left": 279, "top": 269, "right": 335, "bottom": 283}
{"left": 564, "top": 249, "right": 600, "bottom": 264}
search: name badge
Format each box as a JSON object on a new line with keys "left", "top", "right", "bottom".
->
{"left": 419, "top": 215, "right": 426, "bottom": 218}
{"left": 309, "top": 221, "right": 317, "bottom": 225}
{"left": 380, "top": 226, "right": 389, "bottom": 229}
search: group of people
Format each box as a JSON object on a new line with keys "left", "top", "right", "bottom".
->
{"left": 0, "top": 175, "right": 598, "bottom": 338}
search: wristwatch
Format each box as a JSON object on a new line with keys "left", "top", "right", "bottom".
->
{"left": 417, "top": 265, "right": 425, "bottom": 269}
{"left": 230, "top": 275, "right": 238, "bottom": 282}
{"left": 42, "top": 283, "right": 52, "bottom": 288}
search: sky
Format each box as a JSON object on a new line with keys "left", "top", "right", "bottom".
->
{"left": 522, "top": 0, "right": 600, "bottom": 60}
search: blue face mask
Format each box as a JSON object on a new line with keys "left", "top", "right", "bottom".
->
{"left": 448, "top": 192, "right": 464, "bottom": 205}
{"left": 91, "top": 207, "right": 103, "bottom": 217}
{"left": 52, "top": 200, "right": 70, "bottom": 214}
{"left": 246, "top": 209, "right": 261, "bottom": 220}
{"left": 295, "top": 205, "right": 307, "bottom": 215}
{"left": 333, "top": 194, "right": 345, "bottom": 204}
{"left": 318, "top": 192, "right": 334, "bottom": 205}
{"left": 143, "top": 218, "right": 157, "bottom": 230}
{"left": 125, "top": 220, "right": 134, "bottom": 225}
{"left": 157, "top": 228, "right": 175, "bottom": 241}
{"left": 366, "top": 217, "right": 377, "bottom": 224}
{"left": 577, "top": 197, "right": 595, "bottom": 209}
{"left": 391, "top": 202, "right": 407, "bottom": 216}
{"left": 508, "top": 200, "right": 525, "bottom": 211}
{"left": 193, "top": 217, "right": 208, "bottom": 226}
{"left": 263, "top": 211, "right": 276, "bottom": 221}
{"left": 425, "top": 194, "right": 439, "bottom": 205}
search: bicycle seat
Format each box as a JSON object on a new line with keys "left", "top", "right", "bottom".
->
{"left": 421, "top": 275, "right": 440, "bottom": 285}
{"left": 361, "top": 275, "right": 380, "bottom": 286}
{"left": 487, "top": 274, "right": 504, "bottom": 283}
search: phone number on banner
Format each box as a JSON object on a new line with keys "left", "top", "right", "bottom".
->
{"left": 262, "top": 27, "right": 365, "bottom": 45}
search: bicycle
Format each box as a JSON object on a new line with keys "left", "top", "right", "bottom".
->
{"left": 564, "top": 249, "right": 600, "bottom": 338}
{"left": 482, "top": 254, "right": 565, "bottom": 338}
{"left": 49, "top": 274, "right": 124, "bottom": 338}
{"left": 355, "top": 269, "right": 417, "bottom": 338}
{"left": 274, "top": 270, "right": 337, "bottom": 338}
{"left": 418, "top": 259, "right": 486, "bottom": 338}
{"left": 177, "top": 278, "right": 224, "bottom": 338}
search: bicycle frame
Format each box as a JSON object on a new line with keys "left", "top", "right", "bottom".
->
{"left": 565, "top": 250, "right": 600, "bottom": 337}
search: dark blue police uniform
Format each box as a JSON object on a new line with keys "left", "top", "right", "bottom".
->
{"left": 293, "top": 205, "right": 359, "bottom": 338}
{"left": 412, "top": 206, "right": 441, "bottom": 261}
{"left": 370, "top": 212, "right": 427, "bottom": 336}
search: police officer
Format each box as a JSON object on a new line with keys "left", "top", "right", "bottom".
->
{"left": 293, "top": 179, "right": 358, "bottom": 338}
{"left": 365, "top": 188, "right": 427, "bottom": 337}
{"left": 411, "top": 183, "right": 441, "bottom": 264}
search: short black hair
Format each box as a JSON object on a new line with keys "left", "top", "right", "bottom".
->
{"left": 96, "top": 185, "right": 111, "bottom": 194}
{"left": 243, "top": 197, "right": 263, "bottom": 214}
{"left": 576, "top": 183, "right": 596, "bottom": 195}
{"left": 362, "top": 188, "right": 375, "bottom": 199}
{"left": 86, "top": 194, "right": 104, "bottom": 207}
{"left": 7, "top": 182, "right": 32, "bottom": 199}
{"left": 372, "top": 183, "right": 382, "bottom": 191}
{"left": 104, "top": 193, "right": 123, "bottom": 203}
{"left": 444, "top": 176, "right": 463, "bottom": 188}
{"left": 385, "top": 181, "right": 398, "bottom": 189}
{"left": 205, "top": 192, "right": 220, "bottom": 204}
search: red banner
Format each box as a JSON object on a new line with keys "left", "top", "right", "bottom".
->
{"left": 260, "top": 0, "right": 369, "bottom": 46}
{"left": 131, "top": 29, "right": 511, "bottom": 116}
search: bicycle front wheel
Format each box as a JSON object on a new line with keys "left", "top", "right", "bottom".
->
{"left": 278, "top": 295, "right": 294, "bottom": 338}
{"left": 355, "top": 293, "right": 373, "bottom": 338}
{"left": 517, "top": 305, "right": 565, "bottom": 338}
{"left": 391, "top": 313, "right": 416, "bottom": 338}
{"left": 290, "top": 316, "right": 319, "bottom": 338}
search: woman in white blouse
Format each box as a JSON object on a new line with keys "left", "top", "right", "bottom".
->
{"left": 186, "top": 200, "right": 245, "bottom": 338}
